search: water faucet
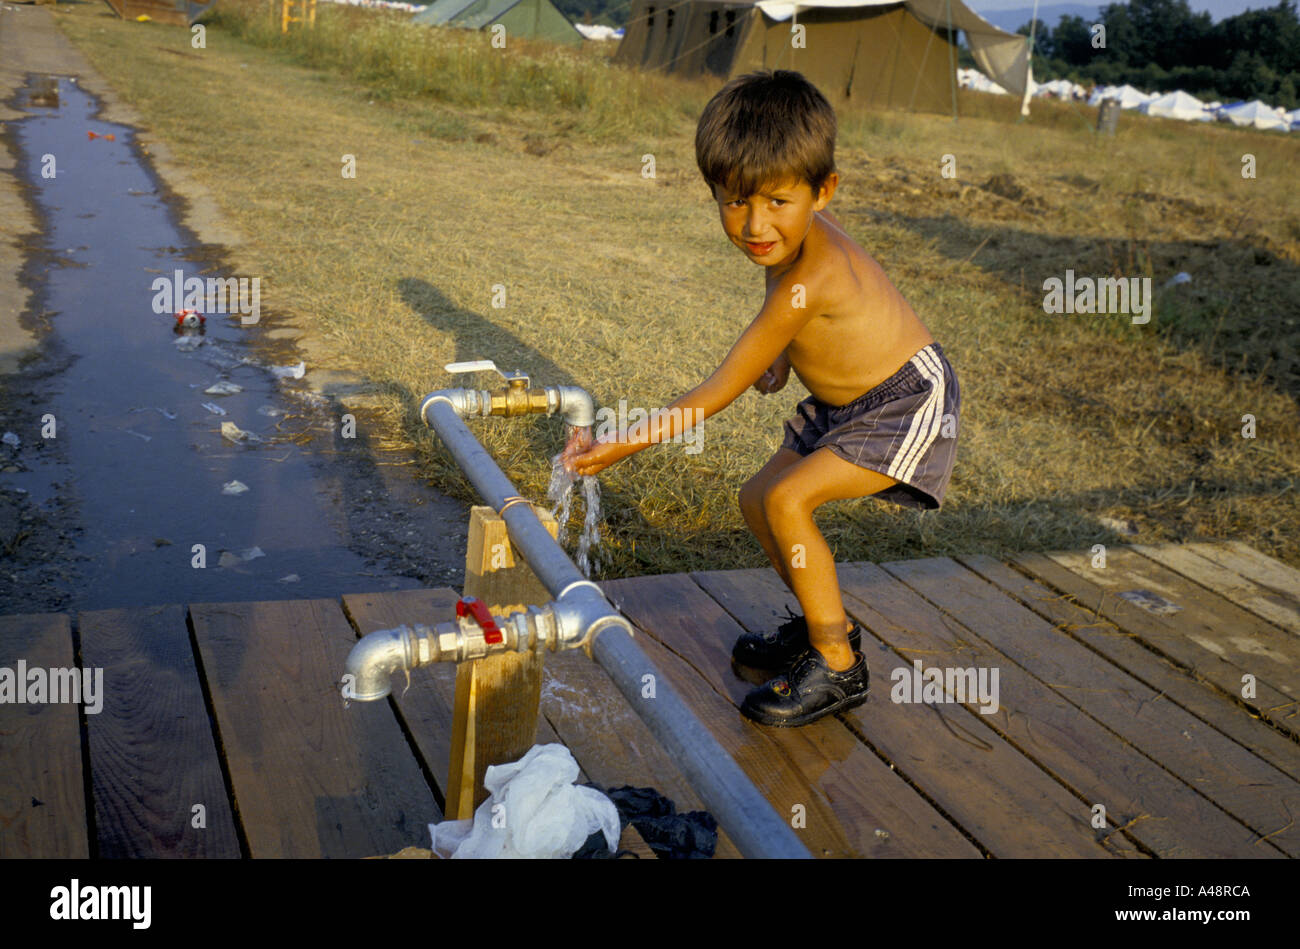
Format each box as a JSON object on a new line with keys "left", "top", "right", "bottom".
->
{"left": 422, "top": 360, "right": 595, "bottom": 428}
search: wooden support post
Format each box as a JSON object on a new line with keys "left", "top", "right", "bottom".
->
{"left": 445, "top": 504, "right": 559, "bottom": 819}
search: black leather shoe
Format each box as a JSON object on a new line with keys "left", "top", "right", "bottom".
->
{"left": 731, "top": 611, "right": 862, "bottom": 677}
{"left": 740, "top": 648, "right": 869, "bottom": 727}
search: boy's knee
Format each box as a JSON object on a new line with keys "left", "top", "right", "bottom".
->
{"left": 762, "top": 477, "right": 811, "bottom": 520}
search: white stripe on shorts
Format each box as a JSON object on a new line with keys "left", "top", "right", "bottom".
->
{"left": 887, "top": 346, "right": 945, "bottom": 484}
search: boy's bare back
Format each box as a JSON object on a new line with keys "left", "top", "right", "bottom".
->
{"left": 771, "top": 209, "right": 935, "bottom": 407}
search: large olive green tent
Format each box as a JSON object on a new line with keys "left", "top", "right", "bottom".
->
{"left": 613, "top": 0, "right": 1031, "bottom": 115}
{"left": 412, "top": 0, "right": 584, "bottom": 47}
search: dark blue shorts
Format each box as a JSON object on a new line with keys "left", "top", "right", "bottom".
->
{"left": 780, "top": 342, "right": 960, "bottom": 510}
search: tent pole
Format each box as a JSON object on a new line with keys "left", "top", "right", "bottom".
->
{"left": 946, "top": 0, "right": 957, "bottom": 121}
{"left": 1019, "top": 0, "right": 1039, "bottom": 118}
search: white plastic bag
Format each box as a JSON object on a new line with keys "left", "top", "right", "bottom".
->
{"left": 428, "top": 744, "right": 620, "bottom": 859}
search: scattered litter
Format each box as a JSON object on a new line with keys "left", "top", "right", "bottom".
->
{"left": 220, "top": 421, "right": 263, "bottom": 443}
{"left": 174, "top": 335, "right": 205, "bottom": 352}
{"left": 286, "top": 389, "right": 326, "bottom": 407}
{"left": 205, "top": 381, "right": 242, "bottom": 396}
{"left": 124, "top": 429, "right": 152, "bottom": 442}
{"left": 2, "top": 432, "right": 18, "bottom": 449}
{"left": 271, "top": 361, "right": 306, "bottom": 380}
{"left": 222, "top": 480, "right": 249, "bottom": 495}
{"left": 278, "top": 574, "right": 300, "bottom": 584}
{"left": 1118, "top": 589, "right": 1182, "bottom": 615}
{"left": 86, "top": 130, "right": 117, "bottom": 141}
{"left": 218, "top": 546, "right": 264, "bottom": 568}
{"left": 131, "top": 406, "right": 176, "bottom": 420}
{"left": 201, "top": 402, "right": 227, "bottom": 416}
{"left": 153, "top": 538, "right": 172, "bottom": 547}
{"left": 1164, "top": 271, "right": 1192, "bottom": 287}
{"left": 1099, "top": 515, "right": 1139, "bottom": 536}
{"left": 257, "top": 405, "right": 283, "bottom": 417}
{"left": 429, "top": 744, "right": 619, "bottom": 859}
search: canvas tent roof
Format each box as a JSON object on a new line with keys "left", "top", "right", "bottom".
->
{"left": 613, "top": 0, "right": 1031, "bottom": 115}
{"left": 1105, "top": 84, "right": 1152, "bottom": 109}
{"left": 1140, "top": 90, "right": 1210, "bottom": 121}
{"left": 1219, "top": 100, "right": 1289, "bottom": 130}
{"left": 412, "top": 0, "right": 583, "bottom": 46}
{"left": 754, "top": 0, "right": 1030, "bottom": 98}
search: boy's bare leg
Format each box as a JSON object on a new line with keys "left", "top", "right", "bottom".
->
{"left": 738, "top": 448, "right": 804, "bottom": 591}
{"left": 760, "top": 447, "right": 900, "bottom": 671}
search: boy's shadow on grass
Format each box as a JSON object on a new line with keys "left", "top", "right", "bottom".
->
{"left": 853, "top": 208, "right": 1300, "bottom": 399}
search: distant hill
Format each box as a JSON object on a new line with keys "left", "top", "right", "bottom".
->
{"left": 974, "top": 3, "right": 1103, "bottom": 32}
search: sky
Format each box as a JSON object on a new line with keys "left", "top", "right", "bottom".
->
{"left": 964, "top": 0, "right": 1278, "bottom": 19}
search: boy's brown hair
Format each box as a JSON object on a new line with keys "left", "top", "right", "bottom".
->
{"left": 695, "top": 70, "right": 837, "bottom": 200}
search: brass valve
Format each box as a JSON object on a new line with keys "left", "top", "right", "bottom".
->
{"left": 446, "top": 360, "right": 555, "bottom": 418}
{"left": 489, "top": 377, "right": 552, "bottom": 417}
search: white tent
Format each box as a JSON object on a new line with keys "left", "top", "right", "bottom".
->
{"left": 1286, "top": 108, "right": 1300, "bottom": 130}
{"left": 755, "top": 0, "right": 1034, "bottom": 98}
{"left": 1220, "top": 100, "right": 1289, "bottom": 130}
{"left": 957, "top": 67, "right": 1009, "bottom": 95}
{"left": 1110, "top": 84, "right": 1153, "bottom": 109}
{"left": 1141, "top": 90, "right": 1211, "bottom": 122}
{"left": 1087, "top": 84, "right": 1114, "bottom": 107}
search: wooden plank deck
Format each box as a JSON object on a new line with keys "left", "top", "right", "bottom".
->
{"left": 1, "top": 541, "right": 1296, "bottom": 858}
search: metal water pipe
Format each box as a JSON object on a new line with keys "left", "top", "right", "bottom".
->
{"left": 343, "top": 363, "right": 811, "bottom": 860}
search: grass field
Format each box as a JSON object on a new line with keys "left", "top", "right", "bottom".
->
{"left": 47, "top": 0, "right": 1300, "bottom": 575}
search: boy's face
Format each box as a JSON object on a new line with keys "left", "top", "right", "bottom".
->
{"left": 712, "top": 174, "right": 837, "bottom": 267}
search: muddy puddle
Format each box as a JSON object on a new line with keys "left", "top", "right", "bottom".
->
{"left": 1, "top": 73, "right": 467, "bottom": 613}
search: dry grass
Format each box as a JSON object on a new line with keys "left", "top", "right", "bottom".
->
{"left": 51, "top": 0, "right": 1300, "bottom": 576}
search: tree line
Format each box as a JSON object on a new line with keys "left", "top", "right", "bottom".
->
{"left": 1019, "top": 0, "right": 1300, "bottom": 108}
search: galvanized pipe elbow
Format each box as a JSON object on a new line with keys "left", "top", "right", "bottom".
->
{"left": 420, "top": 388, "right": 484, "bottom": 424}
{"left": 549, "top": 386, "right": 595, "bottom": 428}
{"left": 344, "top": 626, "right": 418, "bottom": 701}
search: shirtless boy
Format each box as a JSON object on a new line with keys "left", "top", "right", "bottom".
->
{"left": 569, "top": 70, "right": 960, "bottom": 727}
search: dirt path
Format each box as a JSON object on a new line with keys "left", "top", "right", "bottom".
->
{"left": 0, "top": 4, "right": 468, "bottom": 614}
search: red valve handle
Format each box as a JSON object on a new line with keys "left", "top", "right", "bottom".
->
{"left": 456, "top": 596, "right": 503, "bottom": 645}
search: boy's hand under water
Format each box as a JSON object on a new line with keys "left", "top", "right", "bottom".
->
{"left": 565, "top": 436, "right": 628, "bottom": 477}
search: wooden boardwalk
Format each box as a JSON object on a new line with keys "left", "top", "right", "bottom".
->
{"left": 2, "top": 540, "right": 1297, "bottom": 859}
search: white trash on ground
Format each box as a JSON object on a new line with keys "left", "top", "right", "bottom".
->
{"left": 428, "top": 744, "right": 620, "bottom": 859}
{"left": 271, "top": 361, "right": 306, "bottom": 380}
{"left": 220, "top": 421, "right": 263, "bottom": 443}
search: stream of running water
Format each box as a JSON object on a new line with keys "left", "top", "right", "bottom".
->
{"left": 549, "top": 423, "right": 602, "bottom": 577}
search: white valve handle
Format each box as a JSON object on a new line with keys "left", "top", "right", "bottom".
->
{"left": 444, "top": 360, "right": 502, "bottom": 376}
